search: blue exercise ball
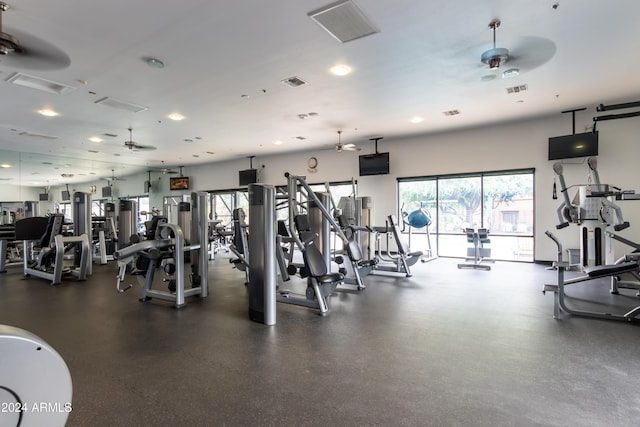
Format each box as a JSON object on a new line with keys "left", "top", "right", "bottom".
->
{"left": 407, "top": 209, "right": 431, "bottom": 229}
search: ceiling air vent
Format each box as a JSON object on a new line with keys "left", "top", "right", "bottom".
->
{"left": 18, "top": 131, "right": 57, "bottom": 140}
{"left": 103, "top": 133, "right": 118, "bottom": 138}
{"left": 95, "top": 97, "right": 148, "bottom": 113}
{"left": 442, "top": 110, "right": 461, "bottom": 116}
{"left": 295, "top": 136, "right": 307, "bottom": 140}
{"left": 6, "top": 72, "right": 76, "bottom": 95}
{"left": 281, "top": 76, "right": 307, "bottom": 88}
{"left": 308, "top": 0, "right": 379, "bottom": 43}
{"left": 506, "top": 84, "right": 528, "bottom": 94}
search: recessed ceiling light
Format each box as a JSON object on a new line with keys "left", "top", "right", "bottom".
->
{"left": 184, "top": 138, "right": 194, "bottom": 143}
{"left": 37, "top": 109, "right": 59, "bottom": 117}
{"left": 192, "top": 154, "right": 200, "bottom": 158}
{"left": 273, "top": 140, "right": 283, "bottom": 145}
{"left": 88, "top": 150, "right": 99, "bottom": 153}
{"left": 409, "top": 116, "right": 424, "bottom": 124}
{"left": 168, "top": 113, "right": 185, "bottom": 121}
{"left": 0, "top": 163, "right": 11, "bottom": 168}
{"left": 480, "top": 74, "right": 497, "bottom": 82}
{"left": 89, "top": 136, "right": 103, "bottom": 143}
{"left": 330, "top": 64, "right": 352, "bottom": 76}
{"left": 205, "top": 151, "right": 215, "bottom": 155}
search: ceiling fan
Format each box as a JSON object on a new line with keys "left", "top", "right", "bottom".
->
{"left": 102, "top": 169, "right": 126, "bottom": 182}
{"left": 124, "top": 127, "right": 156, "bottom": 151}
{"left": 471, "top": 18, "right": 556, "bottom": 79}
{"left": 0, "top": 2, "right": 70, "bottom": 70}
{"left": 335, "top": 131, "right": 358, "bottom": 153}
{"left": 150, "top": 161, "right": 178, "bottom": 175}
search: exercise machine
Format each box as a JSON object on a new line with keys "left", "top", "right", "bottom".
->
{"left": 0, "top": 224, "right": 22, "bottom": 273}
{"left": 371, "top": 214, "right": 423, "bottom": 277}
{"left": 113, "top": 192, "right": 209, "bottom": 308}
{"left": 117, "top": 199, "right": 138, "bottom": 249}
{"left": 248, "top": 183, "right": 345, "bottom": 321}
{"left": 0, "top": 325, "right": 73, "bottom": 427}
{"left": 543, "top": 231, "right": 640, "bottom": 322}
{"left": 553, "top": 157, "right": 629, "bottom": 268}
{"left": 457, "top": 228, "right": 493, "bottom": 270}
{"left": 285, "top": 173, "right": 366, "bottom": 290}
{"left": 404, "top": 207, "right": 436, "bottom": 263}
{"left": 16, "top": 214, "right": 91, "bottom": 285}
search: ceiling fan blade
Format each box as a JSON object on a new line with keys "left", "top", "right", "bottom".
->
{"left": 507, "top": 36, "right": 556, "bottom": 72}
{"left": 2, "top": 27, "right": 71, "bottom": 71}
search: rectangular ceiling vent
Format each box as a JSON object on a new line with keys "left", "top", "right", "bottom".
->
{"left": 281, "top": 76, "right": 307, "bottom": 88}
{"left": 18, "top": 131, "right": 58, "bottom": 140}
{"left": 295, "top": 136, "right": 307, "bottom": 140}
{"left": 95, "top": 97, "right": 148, "bottom": 113}
{"left": 103, "top": 133, "right": 118, "bottom": 138}
{"left": 506, "top": 84, "right": 528, "bottom": 94}
{"left": 308, "top": 0, "right": 379, "bottom": 43}
{"left": 6, "top": 72, "right": 76, "bottom": 95}
{"left": 442, "top": 109, "right": 461, "bottom": 116}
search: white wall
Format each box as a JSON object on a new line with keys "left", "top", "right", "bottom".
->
{"left": 6, "top": 107, "right": 640, "bottom": 262}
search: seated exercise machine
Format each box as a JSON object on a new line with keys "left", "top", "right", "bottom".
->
{"left": 0, "top": 224, "right": 22, "bottom": 273}
{"left": 276, "top": 214, "right": 345, "bottom": 313}
{"left": 335, "top": 214, "right": 377, "bottom": 289}
{"left": 91, "top": 215, "right": 117, "bottom": 265}
{"left": 113, "top": 192, "right": 209, "bottom": 308}
{"left": 16, "top": 214, "right": 91, "bottom": 285}
{"left": 248, "top": 183, "right": 345, "bottom": 323}
{"left": 543, "top": 231, "right": 640, "bottom": 322}
{"left": 229, "top": 207, "right": 250, "bottom": 284}
{"left": 0, "top": 325, "right": 73, "bottom": 427}
{"left": 371, "top": 214, "right": 423, "bottom": 277}
{"left": 457, "top": 228, "right": 493, "bottom": 270}
{"left": 605, "top": 231, "right": 640, "bottom": 296}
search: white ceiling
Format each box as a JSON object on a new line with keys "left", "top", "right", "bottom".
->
{"left": 1, "top": 0, "right": 639, "bottom": 187}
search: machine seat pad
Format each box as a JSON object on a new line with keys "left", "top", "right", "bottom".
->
{"left": 358, "top": 259, "right": 377, "bottom": 268}
{"left": 585, "top": 261, "right": 639, "bottom": 278}
{"left": 316, "top": 272, "right": 344, "bottom": 284}
{"left": 408, "top": 251, "right": 424, "bottom": 257}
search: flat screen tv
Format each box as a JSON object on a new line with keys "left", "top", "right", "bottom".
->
{"left": 101, "top": 186, "right": 112, "bottom": 198}
{"left": 169, "top": 176, "right": 190, "bottom": 190}
{"left": 548, "top": 131, "right": 598, "bottom": 160}
{"left": 39, "top": 193, "right": 49, "bottom": 201}
{"left": 359, "top": 152, "right": 390, "bottom": 176}
{"left": 239, "top": 169, "right": 257, "bottom": 186}
{"left": 61, "top": 190, "right": 70, "bottom": 201}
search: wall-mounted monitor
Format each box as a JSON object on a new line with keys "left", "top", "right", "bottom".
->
{"left": 239, "top": 169, "right": 257, "bottom": 186}
{"left": 359, "top": 152, "right": 390, "bottom": 176}
{"left": 102, "top": 186, "right": 112, "bottom": 198}
{"left": 169, "top": 176, "right": 190, "bottom": 190}
{"left": 39, "top": 193, "right": 49, "bottom": 201}
{"left": 61, "top": 190, "right": 70, "bottom": 201}
{"left": 548, "top": 131, "right": 599, "bottom": 160}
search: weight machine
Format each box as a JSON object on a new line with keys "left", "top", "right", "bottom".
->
{"left": 371, "top": 214, "right": 423, "bottom": 277}
{"left": 247, "top": 183, "right": 345, "bottom": 322}
{"left": 543, "top": 231, "right": 640, "bottom": 322}
{"left": 457, "top": 228, "right": 493, "bottom": 271}
{"left": 15, "top": 214, "right": 91, "bottom": 285}
{"left": 553, "top": 157, "right": 629, "bottom": 268}
{"left": 113, "top": 192, "right": 209, "bottom": 308}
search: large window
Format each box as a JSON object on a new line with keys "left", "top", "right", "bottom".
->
{"left": 398, "top": 169, "right": 534, "bottom": 262}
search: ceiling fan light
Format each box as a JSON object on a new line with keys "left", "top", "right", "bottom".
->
{"left": 481, "top": 47, "right": 509, "bottom": 69}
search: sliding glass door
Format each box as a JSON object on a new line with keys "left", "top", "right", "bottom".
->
{"left": 398, "top": 169, "right": 534, "bottom": 261}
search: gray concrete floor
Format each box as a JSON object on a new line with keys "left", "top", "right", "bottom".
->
{"left": 1, "top": 255, "right": 640, "bottom": 426}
